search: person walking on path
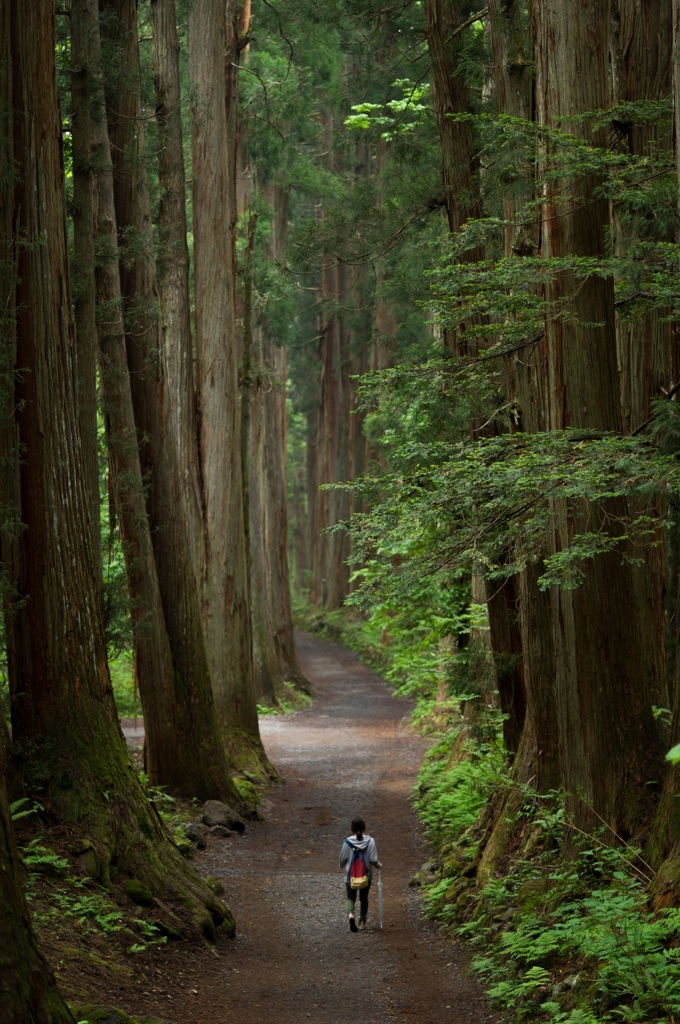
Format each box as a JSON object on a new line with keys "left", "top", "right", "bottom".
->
{"left": 339, "top": 816, "right": 382, "bottom": 932}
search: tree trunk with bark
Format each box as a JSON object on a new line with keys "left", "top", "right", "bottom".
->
{"left": 303, "top": 403, "right": 322, "bottom": 606}
{"left": 312, "top": 110, "right": 352, "bottom": 611}
{"left": 535, "top": 0, "right": 665, "bottom": 840}
{"left": 70, "top": 0, "right": 102, "bottom": 567}
{"left": 1, "top": 10, "right": 75, "bottom": 1015}
{"left": 474, "top": 0, "right": 560, "bottom": 884}
{"left": 424, "top": 0, "right": 482, "bottom": 240}
{"left": 150, "top": 0, "right": 204, "bottom": 564}
{"left": 322, "top": 254, "right": 352, "bottom": 611}
{"left": 5, "top": 0, "right": 233, "bottom": 936}
{"left": 98, "top": 0, "right": 242, "bottom": 804}
{"left": 249, "top": 185, "right": 308, "bottom": 698}
{"left": 609, "top": 0, "right": 672, "bottom": 721}
{"left": 647, "top": 0, "right": 680, "bottom": 884}
{"left": 189, "top": 0, "right": 268, "bottom": 773}
{"left": 0, "top": 0, "right": 20, "bottom": 660}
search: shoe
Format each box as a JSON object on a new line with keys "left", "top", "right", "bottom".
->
{"left": 357, "top": 919, "right": 366, "bottom": 931}
{"left": 349, "top": 914, "right": 358, "bottom": 933}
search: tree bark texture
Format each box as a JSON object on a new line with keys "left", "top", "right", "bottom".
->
{"left": 610, "top": 0, "right": 674, "bottom": 436}
{"left": 100, "top": 0, "right": 242, "bottom": 803}
{"left": 1, "top": 12, "right": 74, "bottom": 1017}
{"left": 609, "top": 0, "right": 671, "bottom": 722}
{"left": 472, "top": 2, "right": 560, "bottom": 886}
{"left": 303, "top": 400, "right": 323, "bottom": 606}
{"left": 646, "top": 0, "right": 680, "bottom": 879}
{"left": 246, "top": 190, "right": 296, "bottom": 699}
{"left": 424, "top": 0, "right": 482, "bottom": 241}
{"left": 79, "top": 0, "right": 184, "bottom": 793}
{"left": 534, "top": 0, "right": 665, "bottom": 840}
{"left": 150, "top": 0, "right": 204, "bottom": 563}
{"left": 70, "top": 0, "right": 103, "bottom": 569}
{"left": 322, "top": 254, "right": 352, "bottom": 610}
{"left": 189, "top": 0, "right": 265, "bottom": 769}
{"left": 0, "top": 0, "right": 21, "bottom": 651}
{"left": 312, "top": 110, "right": 351, "bottom": 610}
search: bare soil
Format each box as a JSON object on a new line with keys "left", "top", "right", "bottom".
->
{"left": 64, "top": 631, "right": 500, "bottom": 1024}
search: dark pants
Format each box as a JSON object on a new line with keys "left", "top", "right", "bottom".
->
{"left": 346, "top": 880, "right": 371, "bottom": 921}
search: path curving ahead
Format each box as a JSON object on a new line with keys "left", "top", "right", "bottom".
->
{"left": 127, "top": 632, "right": 499, "bottom": 1024}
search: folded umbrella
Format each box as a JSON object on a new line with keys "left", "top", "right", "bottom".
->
{"left": 378, "top": 868, "right": 383, "bottom": 929}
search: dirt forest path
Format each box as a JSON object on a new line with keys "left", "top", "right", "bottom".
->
{"left": 127, "top": 632, "right": 500, "bottom": 1024}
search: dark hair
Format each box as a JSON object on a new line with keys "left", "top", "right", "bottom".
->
{"left": 351, "top": 816, "right": 366, "bottom": 839}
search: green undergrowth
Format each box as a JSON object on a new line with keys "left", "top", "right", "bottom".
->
{"left": 414, "top": 731, "right": 503, "bottom": 850}
{"left": 257, "top": 680, "right": 313, "bottom": 715}
{"left": 11, "top": 795, "right": 179, "bottom": 956}
{"left": 421, "top": 765, "right": 680, "bottom": 1024}
{"left": 8, "top": 784, "right": 222, "bottom": 1004}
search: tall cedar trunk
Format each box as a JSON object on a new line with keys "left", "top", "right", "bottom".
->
{"left": 364, "top": 141, "right": 396, "bottom": 472}
{"left": 314, "top": 110, "right": 351, "bottom": 610}
{"left": 249, "top": 185, "right": 308, "bottom": 698}
{"left": 491, "top": 0, "right": 556, "bottom": 780}
{"left": 70, "top": 0, "right": 102, "bottom": 568}
{"left": 424, "top": 0, "right": 482, "bottom": 241}
{"left": 325, "top": 255, "right": 352, "bottom": 610}
{"left": 150, "top": 0, "right": 203, "bottom": 566}
{"left": 86, "top": 0, "right": 182, "bottom": 791}
{"left": 292, "top": 462, "right": 309, "bottom": 594}
{"left": 189, "top": 0, "right": 267, "bottom": 771}
{"left": 0, "top": 8, "right": 73, "bottom": 1016}
{"left": 0, "top": 0, "right": 20, "bottom": 658}
{"left": 99, "top": 0, "right": 241, "bottom": 803}
{"left": 244, "top": 212, "right": 277, "bottom": 701}
{"left": 263, "top": 187, "right": 308, "bottom": 691}
{"left": 0, "top": 738, "right": 75, "bottom": 1023}
{"left": 6, "top": 0, "right": 232, "bottom": 935}
{"left": 534, "top": 0, "right": 665, "bottom": 840}
{"left": 610, "top": 0, "right": 674, "bottom": 435}
{"left": 347, "top": 138, "right": 372, "bottom": 551}
{"left": 647, "top": 0, "right": 680, "bottom": 882}
{"left": 424, "top": 0, "right": 507, "bottom": 749}
{"left": 609, "top": 0, "right": 672, "bottom": 717}
{"left": 475, "top": 0, "right": 559, "bottom": 885}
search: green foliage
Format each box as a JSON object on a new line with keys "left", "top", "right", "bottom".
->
{"left": 21, "top": 840, "right": 70, "bottom": 875}
{"left": 666, "top": 742, "right": 680, "bottom": 765}
{"left": 347, "top": 559, "right": 470, "bottom": 703}
{"left": 345, "top": 427, "right": 672, "bottom": 606}
{"left": 466, "top": 861, "right": 680, "bottom": 1024}
{"left": 344, "top": 79, "right": 431, "bottom": 140}
{"left": 418, "top": 774, "right": 680, "bottom": 1024}
{"left": 109, "top": 654, "right": 137, "bottom": 717}
{"left": 9, "top": 797, "right": 43, "bottom": 823}
{"left": 414, "top": 734, "right": 503, "bottom": 850}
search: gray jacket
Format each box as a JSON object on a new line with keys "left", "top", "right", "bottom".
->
{"left": 339, "top": 833, "right": 379, "bottom": 883}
